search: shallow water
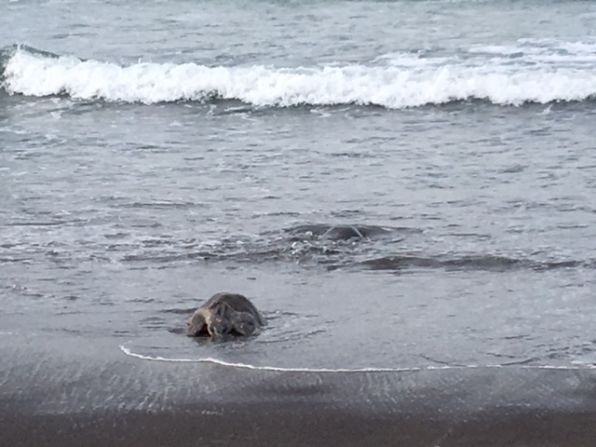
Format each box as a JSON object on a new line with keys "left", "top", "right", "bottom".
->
{"left": 1, "top": 0, "right": 596, "bottom": 370}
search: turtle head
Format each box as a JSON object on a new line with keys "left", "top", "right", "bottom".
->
{"left": 206, "top": 303, "right": 232, "bottom": 338}
{"left": 186, "top": 311, "right": 207, "bottom": 337}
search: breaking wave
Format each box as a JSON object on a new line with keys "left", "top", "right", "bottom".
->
{"left": 3, "top": 43, "right": 596, "bottom": 107}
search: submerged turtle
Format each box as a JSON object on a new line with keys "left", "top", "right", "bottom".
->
{"left": 287, "top": 224, "right": 393, "bottom": 241}
{"left": 186, "top": 292, "right": 264, "bottom": 338}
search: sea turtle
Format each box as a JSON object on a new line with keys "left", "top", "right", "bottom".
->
{"left": 186, "top": 292, "right": 264, "bottom": 338}
{"left": 287, "top": 224, "right": 392, "bottom": 241}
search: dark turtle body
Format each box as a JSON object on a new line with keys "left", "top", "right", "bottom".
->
{"left": 287, "top": 224, "right": 393, "bottom": 241}
{"left": 186, "top": 292, "right": 264, "bottom": 338}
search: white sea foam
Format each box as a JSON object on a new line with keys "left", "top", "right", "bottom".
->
{"left": 4, "top": 47, "right": 596, "bottom": 107}
{"left": 119, "top": 343, "right": 596, "bottom": 373}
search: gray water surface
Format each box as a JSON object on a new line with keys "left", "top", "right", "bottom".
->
{"left": 1, "top": 0, "right": 596, "bottom": 370}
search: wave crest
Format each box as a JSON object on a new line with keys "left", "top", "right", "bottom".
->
{"left": 3, "top": 45, "right": 596, "bottom": 107}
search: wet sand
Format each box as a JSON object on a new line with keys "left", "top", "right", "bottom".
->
{"left": 2, "top": 334, "right": 596, "bottom": 446}
{"left": 4, "top": 402, "right": 596, "bottom": 447}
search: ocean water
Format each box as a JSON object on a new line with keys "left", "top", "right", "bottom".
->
{"left": 2, "top": 0, "right": 596, "bottom": 370}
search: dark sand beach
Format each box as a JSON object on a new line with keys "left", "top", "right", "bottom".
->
{"left": 2, "top": 333, "right": 596, "bottom": 447}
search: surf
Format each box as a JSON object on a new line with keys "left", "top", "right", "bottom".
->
{"left": 3, "top": 44, "right": 596, "bottom": 108}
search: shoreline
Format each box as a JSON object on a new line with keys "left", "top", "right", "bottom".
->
{"left": 2, "top": 334, "right": 596, "bottom": 446}
{"left": 120, "top": 341, "right": 596, "bottom": 372}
